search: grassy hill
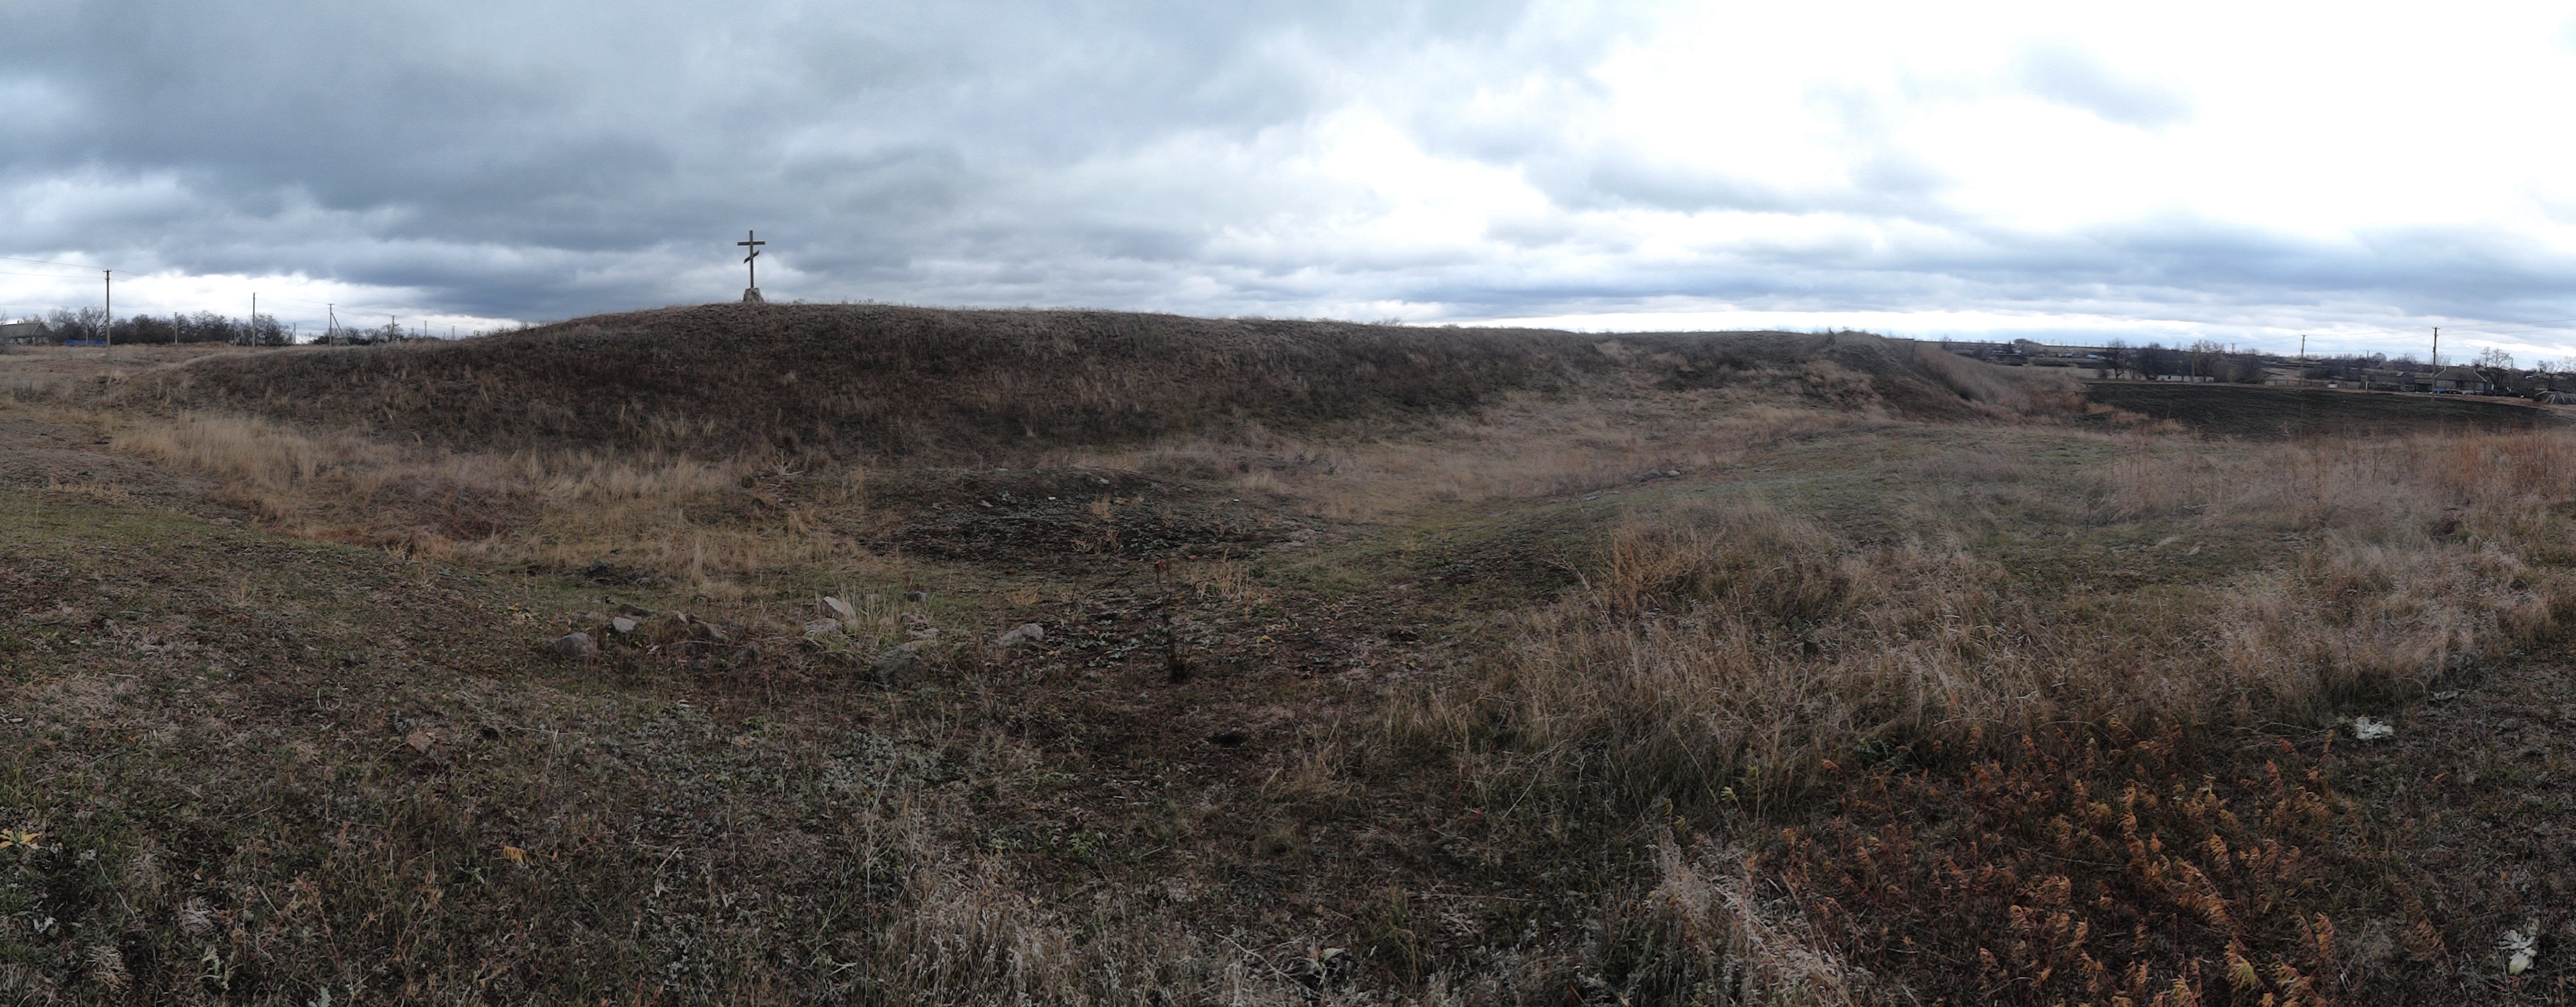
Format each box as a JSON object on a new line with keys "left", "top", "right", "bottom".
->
{"left": 112, "top": 304, "right": 2065, "bottom": 464}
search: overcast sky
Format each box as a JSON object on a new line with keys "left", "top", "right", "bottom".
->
{"left": 8, "top": 1, "right": 2576, "bottom": 358}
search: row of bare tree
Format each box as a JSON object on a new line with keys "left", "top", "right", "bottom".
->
{"left": 11, "top": 307, "right": 419, "bottom": 346}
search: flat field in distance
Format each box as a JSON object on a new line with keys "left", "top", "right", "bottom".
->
{"left": 2086, "top": 380, "right": 2557, "bottom": 439}
{"left": 1, "top": 309, "right": 2571, "bottom": 1004}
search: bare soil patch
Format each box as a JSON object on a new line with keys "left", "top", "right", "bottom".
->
{"left": 866, "top": 466, "right": 1314, "bottom": 566}
{"left": 2086, "top": 380, "right": 2561, "bottom": 438}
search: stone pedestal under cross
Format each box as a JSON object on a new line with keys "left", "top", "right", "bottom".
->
{"left": 738, "top": 230, "right": 766, "bottom": 303}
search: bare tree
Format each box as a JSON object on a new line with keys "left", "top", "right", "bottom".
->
{"left": 46, "top": 306, "right": 105, "bottom": 342}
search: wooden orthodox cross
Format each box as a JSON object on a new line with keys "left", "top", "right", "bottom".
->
{"left": 738, "top": 230, "right": 766, "bottom": 303}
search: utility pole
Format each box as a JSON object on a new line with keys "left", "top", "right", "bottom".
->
{"left": 2431, "top": 327, "right": 2440, "bottom": 368}
{"left": 251, "top": 293, "right": 255, "bottom": 346}
{"left": 326, "top": 303, "right": 336, "bottom": 344}
{"left": 2298, "top": 333, "right": 2306, "bottom": 360}
{"left": 101, "top": 270, "right": 111, "bottom": 357}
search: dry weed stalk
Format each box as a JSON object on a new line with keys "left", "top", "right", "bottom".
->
{"left": 1650, "top": 837, "right": 1872, "bottom": 1005}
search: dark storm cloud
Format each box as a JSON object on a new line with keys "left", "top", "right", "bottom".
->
{"left": 1, "top": 0, "right": 1595, "bottom": 319}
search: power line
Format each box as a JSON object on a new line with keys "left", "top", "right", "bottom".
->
{"left": 0, "top": 255, "right": 115, "bottom": 272}
{"left": 0, "top": 268, "right": 119, "bottom": 280}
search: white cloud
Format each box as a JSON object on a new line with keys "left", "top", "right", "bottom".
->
{"left": 2012, "top": 41, "right": 2193, "bottom": 130}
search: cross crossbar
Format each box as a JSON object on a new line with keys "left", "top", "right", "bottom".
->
{"left": 738, "top": 229, "right": 766, "bottom": 296}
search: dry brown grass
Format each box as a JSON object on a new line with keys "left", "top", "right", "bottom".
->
{"left": 8, "top": 310, "right": 2083, "bottom": 602}
{"left": 30, "top": 307, "right": 2562, "bottom": 1002}
{"left": 0, "top": 343, "right": 266, "bottom": 401}
{"left": 1399, "top": 429, "right": 2576, "bottom": 819}
{"left": 1645, "top": 837, "right": 1878, "bottom": 1004}
{"left": 1065, "top": 339, "right": 2077, "bottom": 522}
{"left": 1348, "top": 425, "right": 2576, "bottom": 1000}
{"left": 69, "top": 407, "right": 890, "bottom": 598}
{"left": 1094, "top": 393, "right": 1916, "bottom": 521}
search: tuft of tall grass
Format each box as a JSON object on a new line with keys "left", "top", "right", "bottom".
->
{"left": 1394, "top": 429, "right": 2576, "bottom": 822}
{"left": 97, "top": 408, "right": 861, "bottom": 588}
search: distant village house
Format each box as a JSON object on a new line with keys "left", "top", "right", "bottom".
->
{"left": 2434, "top": 367, "right": 2491, "bottom": 393}
{"left": 0, "top": 321, "right": 46, "bottom": 346}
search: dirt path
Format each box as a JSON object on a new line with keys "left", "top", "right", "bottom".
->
{"left": 0, "top": 411, "right": 247, "bottom": 520}
{"left": 1, "top": 344, "right": 269, "bottom": 520}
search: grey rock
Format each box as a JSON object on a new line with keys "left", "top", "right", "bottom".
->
{"left": 804, "top": 618, "right": 843, "bottom": 637}
{"left": 551, "top": 632, "right": 597, "bottom": 659}
{"left": 610, "top": 616, "right": 638, "bottom": 635}
{"left": 870, "top": 641, "right": 930, "bottom": 679}
{"left": 822, "top": 596, "right": 855, "bottom": 620}
{"left": 995, "top": 623, "right": 1047, "bottom": 648}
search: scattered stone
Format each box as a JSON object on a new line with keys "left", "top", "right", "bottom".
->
{"left": 2351, "top": 716, "right": 2395, "bottom": 741}
{"left": 405, "top": 730, "right": 434, "bottom": 753}
{"left": 610, "top": 616, "right": 638, "bottom": 635}
{"left": 551, "top": 631, "right": 596, "bottom": 659}
{"left": 804, "top": 618, "right": 842, "bottom": 637}
{"left": 822, "top": 596, "right": 855, "bottom": 620}
{"left": 995, "top": 623, "right": 1046, "bottom": 648}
